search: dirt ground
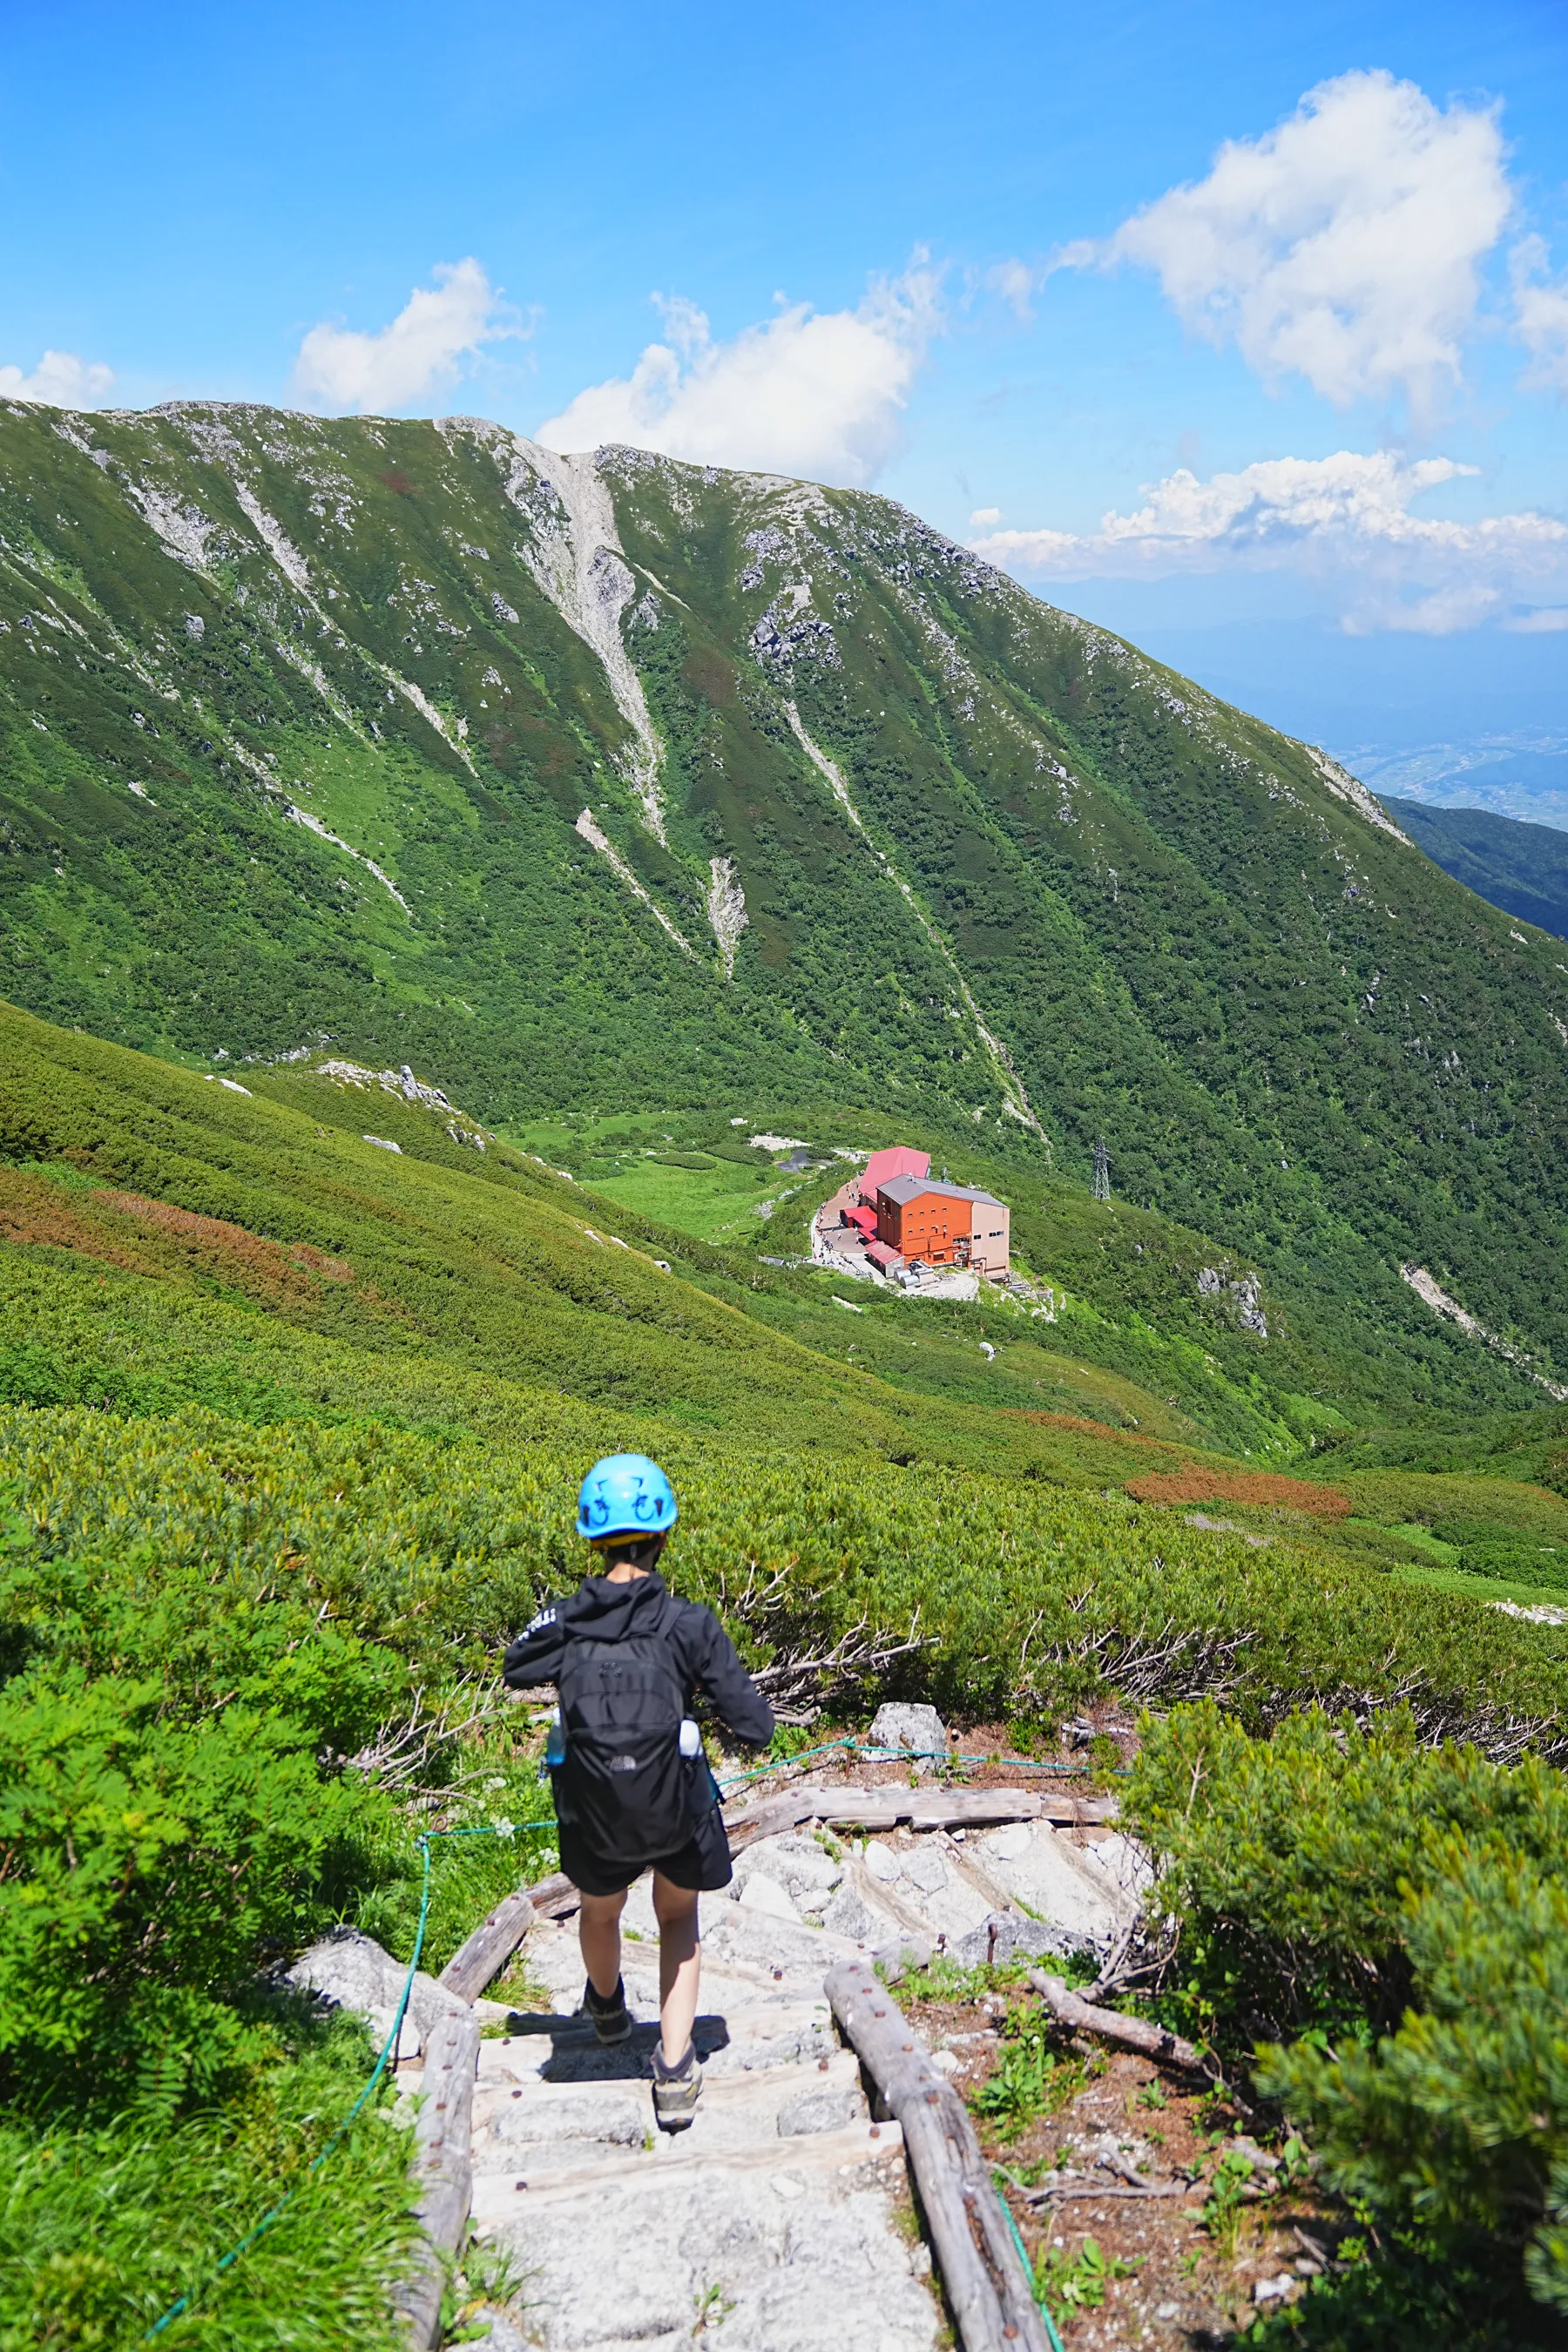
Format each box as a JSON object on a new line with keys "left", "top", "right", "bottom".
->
{"left": 902, "top": 1977, "right": 1347, "bottom": 2348}
{"left": 727, "top": 1720, "right": 1349, "bottom": 2342}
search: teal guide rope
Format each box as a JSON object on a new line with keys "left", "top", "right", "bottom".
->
{"left": 991, "top": 2170, "right": 1068, "bottom": 2352}
{"left": 141, "top": 1820, "right": 551, "bottom": 2342}
{"left": 142, "top": 1739, "right": 1109, "bottom": 2335}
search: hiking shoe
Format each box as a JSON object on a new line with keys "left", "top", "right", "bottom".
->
{"left": 652, "top": 2040, "right": 703, "bottom": 2133}
{"left": 579, "top": 1975, "right": 632, "bottom": 2044}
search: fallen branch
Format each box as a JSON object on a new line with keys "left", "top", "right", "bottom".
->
{"left": 1085, "top": 1917, "right": 1179, "bottom": 2005}
{"left": 827, "top": 1955, "right": 1050, "bottom": 2352}
{"left": 1020, "top": 2177, "right": 1198, "bottom": 2203}
{"left": 345, "top": 1677, "right": 510, "bottom": 1794}
{"left": 995, "top": 2154, "right": 1200, "bottom": 2203}
{"left": 1083, "top": 1918, "right": 1138, "bottom": 2004}
{"left": 1027, "top": 1970, "right": 1209, "bottom": 2074}
{"left": 747, "top": 1609, "right": 930, "bottom": 1720}
{"left": 1015, "top": 1617, "right": 1259, "bottom": 1712}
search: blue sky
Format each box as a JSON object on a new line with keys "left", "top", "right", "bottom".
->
{"left": 3, "top": 0, "right": 1566, "bottom": 758}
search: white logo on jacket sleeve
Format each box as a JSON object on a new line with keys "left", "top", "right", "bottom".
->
{"left": 524, "top": 1604, "right": 557, "bottom": 1635}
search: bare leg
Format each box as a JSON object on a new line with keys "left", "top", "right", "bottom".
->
{"left": 652, "top": 1873, "right": 701, "bottom": 2066}
{"left": 578, "top": 1887, "right": 627, "bottom": 1999}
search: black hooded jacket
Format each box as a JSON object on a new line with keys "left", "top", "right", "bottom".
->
{"left": 502, "top": 1571, "right": 775, "bottom": 1749}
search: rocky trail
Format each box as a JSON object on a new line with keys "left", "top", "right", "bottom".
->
{"left": 453, "top": 1882, "right": 932, "bottom": 2352}
{"left": 365, "top": 1767, "right": 1146, "bottom": 2350}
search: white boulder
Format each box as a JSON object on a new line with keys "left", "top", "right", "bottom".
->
{"left": 865, "top": 1702, "right": 947, "bottom": 1758}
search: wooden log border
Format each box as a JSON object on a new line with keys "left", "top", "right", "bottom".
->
{"left": 395, "top": 2006, "right": 482, "bottom": 2349}
{"left": 826, "top": 1955, "right": 1051, "bottom": 2352}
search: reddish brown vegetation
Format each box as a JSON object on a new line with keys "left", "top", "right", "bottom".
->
{"left": 101, "top": 1190, "right": 353, "bottom": 1281}
{"left": 0, "top": 1172, "right": 356, "bottom": 1308}
{"left": 0, "top": 1182, "right": 140, "bottom": 1267}
{"left": 1125, "top": 1468, "right": 1352, "bottom": 1517}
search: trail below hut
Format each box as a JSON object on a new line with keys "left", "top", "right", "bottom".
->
{"left": 422, "top": 1800, "right": 1143, "bottom": 2349}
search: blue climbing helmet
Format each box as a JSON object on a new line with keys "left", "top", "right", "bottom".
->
{"left": 575, "top": 1452, "right": 679, "bottom": 1544}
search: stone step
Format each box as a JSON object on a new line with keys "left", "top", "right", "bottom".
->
{"left": 469, "top": 1990, "right": 835, "bottom": 2084}
{"left": 474, "top": 2048, "right": 867, "bottom": 2165}
{"left": 470, "top": 2113, "right": 904, "bottom": 2218}
{"left": 517, "top": 1903, "right": 864, "bottom": 2010}
{"left": 473, "top": 2123, "right": 937, "bottom": 2352}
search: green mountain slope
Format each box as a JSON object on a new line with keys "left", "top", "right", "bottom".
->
{"left": 1, "top": 401, "right": 1565, "bottom": 1414}
{"left": 1381, "top": 795, "right": 1568, "bottom": 942}
{"left": 10, "top": 988, "right": 1568, "bottom": 1627}
{"left": 7, "top": 993, "right": 1274, "bottom": 1477}
{"left": 0, "top": 993, "right": 1388, "bottom": 1466}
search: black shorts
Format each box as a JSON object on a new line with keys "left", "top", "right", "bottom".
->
{"left": 557, "top": 1799, "right": 734, "bottom": 1899}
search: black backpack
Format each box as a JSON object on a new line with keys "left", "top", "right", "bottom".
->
{"left": 553, "top": 1595, "right": 701, "bottom": 1866}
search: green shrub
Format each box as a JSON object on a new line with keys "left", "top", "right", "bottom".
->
{"left": 0, "top": 1498, "right": 411, "bottom": 2106}
{"left": 1266, "top": 1837, "right": 1568, "bottom": 2314}
{"left": 0, "top": 2011, "right": 418, "bottom": 2349}
{"left": 0, "top": 1671, "right": 384, "bottom": 2108}
{"left": 1127, "top": 1704, "right": 1568, "bottom": 2319}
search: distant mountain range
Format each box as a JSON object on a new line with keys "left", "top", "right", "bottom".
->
{"left": 2, "top": 401, "right": 1566, "bottom": 1408}
{"left": 1358, "top": 743, "right": 1568, "bottom": 834}
{"left": 1081, "top": 605, "right": 1568, "bottom": 766}
{"left": 1382, "top": 797, "right": 1568, "bottom": 943}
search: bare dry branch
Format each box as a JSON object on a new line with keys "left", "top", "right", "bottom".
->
{"left": 747, "top": 1608, "right": 930, "bottom": 1722}
{"left": 338, "top": 1675, "right": 511, "bottom": 1792}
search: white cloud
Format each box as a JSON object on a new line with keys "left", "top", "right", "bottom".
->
{"left": 1061, "top": 70, "right": 1510, "bottom": 414}
{"left": 1512, "top": 235, "right": 1568, "bottom": 393}
{"left": 986, "top": 259, "right": 1037, "bottom": 321}
{"left": 970, "top": 505, "right": 1002, "bottom": 526}
{"left": 1506, "top": 605, "right": 1568, "bottom": 634}
{"left": 293, "top": 259, "right": 520, "bottom": 414}
{"left": 1342, "top": 583, "right": 1501, "bottom": 636}
{"left": 0, "top": 349, "right": 114, "bottom": 407}
{"left": 536, "top": 261, "right": 943, "bottom": 488}
{"left": 970, "top": 449, "right": 1568, "bottom": 634}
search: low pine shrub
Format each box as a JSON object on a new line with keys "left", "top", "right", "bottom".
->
{"left": 0, "top": 1672, "right": 385, "bottom": 2109}
{"left": 1437, "top": 1529, "right": 1568, "bottom": 1592}
{"left": 1123, "top": 1469, "right": 1352, "bottom": 1516}
{"left": 0, "top": 1506, "right": 409, "bottom": 2108}
{"left": 6, "top": 1404, "right": 1568, "bottom": 1751}
{"left": 1127, "top": 1704, "right": 1568, "bottom": 2321}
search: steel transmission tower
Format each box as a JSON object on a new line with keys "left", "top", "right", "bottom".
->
{"left": 1092, "top": 1138, "right": 1111, "bottom": 1201}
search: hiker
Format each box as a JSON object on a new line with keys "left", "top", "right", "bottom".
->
{"left": 502, "top": 1452, "right": 774, "bottom": 2132}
